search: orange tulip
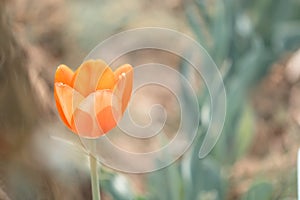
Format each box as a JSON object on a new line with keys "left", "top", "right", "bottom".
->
{"left": 54, "top": 59, "right": 133, "bottom": 138}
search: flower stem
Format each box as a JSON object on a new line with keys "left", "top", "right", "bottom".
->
{"left": 90, "top": 153, "right": 101, "bottom": 200}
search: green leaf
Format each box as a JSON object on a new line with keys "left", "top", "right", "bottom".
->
{"left": 101, "top": 171, "right": 134, "bottom": 200}
{"left": 147, "top": 163, "right": 183, "bottom": 200}
{"left": 234, "top": 103, "right": 254, "bottom": 159}
{"left": 272, "top": 21, "right": 300, "bottom": 53}
{"left": 210, "top": 0, "right": 231, "bottom": 66}
{"left": 134, "top": 196, "right": 147, "bottom": 200}
{"left": 182, "top": 156, "right": 226, "bottom": 200}
{"left": 241, "top": 181, "right": 273, "bottom": 200}
{"left": 185, "top": 4, "right": 210, "bottom": 49}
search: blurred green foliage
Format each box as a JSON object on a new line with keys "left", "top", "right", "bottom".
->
{"left": 85, "top": 0, "right": 300, "bottom": 199}
{"left": 144, "top": 0, "right": 300, "bottom": 199}
{"left": 101, "top": 170, "right": 135, "bottom": 200}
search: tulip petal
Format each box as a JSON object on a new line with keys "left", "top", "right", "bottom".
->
{"left": 54, "top": 83, "right": 84, "bottom": 130}
{"left": 72, "top": 109, "right": 94, "bottom": 137}
{"left": 96, "top": 67, "right": 115, "bottom": 90}
{"left": 54, "top": 87, "right": 71, "bottom": 130}
{"left": 72, "top": 60, "right": 108, "bottom": 97}
{"left": 55, "top": 64, "right": 74, "bottom": 86}
{"left": 72, "top": 90, "right": 121, "bottom": 138}
{"left": 95, "top": 90, "right": 122, "bottom": 133}
{"left": 113, "top": 64, "right": 133, "bottom": 113}
{"left": 97, "top": 106, "right": 119, "bottom": 133}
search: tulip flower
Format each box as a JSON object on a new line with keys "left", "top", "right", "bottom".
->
{"left": 54, "top": 59, "right": 133, "bottom": 138}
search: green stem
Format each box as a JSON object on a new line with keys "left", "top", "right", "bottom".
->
{"left": 90, "top": 153, "right": 101, "bottom": 200}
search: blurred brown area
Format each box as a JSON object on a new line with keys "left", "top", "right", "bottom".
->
{"left": 229, "top": 54, "right": 300, "bottom": 198}
{"left": 0, "top": 1, "right": 91, "bottom": 199}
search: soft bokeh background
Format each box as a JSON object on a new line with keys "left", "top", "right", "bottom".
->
{"left": 1, "top": 0, "right": 300, "bottom": 199}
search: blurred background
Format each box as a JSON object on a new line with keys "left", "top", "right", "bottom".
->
{"left": 1, "top": 0, "right": 300, "bottom": 199}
